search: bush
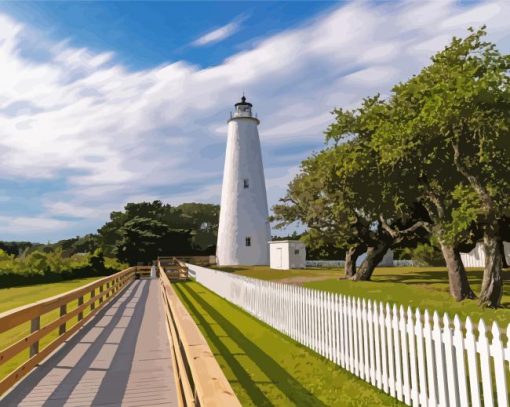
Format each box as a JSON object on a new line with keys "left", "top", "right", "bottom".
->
{"left": 401, "top": 243, "right": 445, "bottom": 267}
{"left": 0, "top": 248, "right": 128, "bottom": 288}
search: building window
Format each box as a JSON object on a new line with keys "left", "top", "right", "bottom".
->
{"left": 243, "top": 179, "right": 249, "bottom": 189}
{"left": 245, "top": 237, "right": 251, "bottom": 247}
{"left": 294, "top": 249, "right": 300, "bottom": 255}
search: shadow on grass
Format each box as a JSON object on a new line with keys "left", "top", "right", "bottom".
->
{"left": 176, "top": 282, "right": 327, "bottom": 407}
{"left": 370, "top": 269, "right": 510, "bottom": 308}
{"left": 175, "top": 284, "right": 272, "bottom": 406}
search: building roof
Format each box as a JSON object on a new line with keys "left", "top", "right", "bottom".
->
{"left": 268, "top": 240, "right": 304, "bottom": 244}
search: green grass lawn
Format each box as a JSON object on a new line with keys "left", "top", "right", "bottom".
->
{"left": 174, "top": 281, "right": 402, "bottom": 407}
{"left": 214, "top": 265, "right": 340, "bottom": 281}
{"left": 215, "top": 265, "right": 510, "bottom": 327}
{"left": 0, "top": 277, "right": 100, "bottom": 381}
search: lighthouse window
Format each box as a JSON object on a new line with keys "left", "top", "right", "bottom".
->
{"left": 294, "top": 249, "right": 300, "bottom": 255}
{"left": 245, "top": 237, "right": 251, "bottom": 247}
{"left": 243, "top": 179, "right": 249, "bottom": 189}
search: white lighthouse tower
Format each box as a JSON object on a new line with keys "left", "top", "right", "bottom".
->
{"left": 216, "top": 96, "right": 271, "bottom": 266}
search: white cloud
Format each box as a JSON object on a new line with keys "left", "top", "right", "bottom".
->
{"left": 0, "top": 1, "right": 508, "bottom": 240}
{"left": 192, "top": 16, "right": 244, "bottom": 47}
{"left": 44, "top": 201, "right": 109, "bottom": 220}
{"left": 0, "top": 216, "right": 71, "bottom": 235}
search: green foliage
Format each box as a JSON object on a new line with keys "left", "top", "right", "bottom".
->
{"left": 0, "top": 201, "right": 218, "bottom": 285}
{"left": 115, "top": 217, "right": 192, "bottom": 265}
{"left": 372, "top": 26, "right": 510, "bottom": 239}
{"left": 276, "top": 27, "right": 509, "bottom": 286}
{"left": 98, "top": 201, "right": 219, "bottom": 260}
{"left": 401, "top": 243, "right": 445, "bottom": 267}
{"left": 0, "top": 241, "right": 35, "bottom": 257}
{"left": 0, "top": 248, "right": 127, "bottom": 288}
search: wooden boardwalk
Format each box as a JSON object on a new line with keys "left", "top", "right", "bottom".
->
{"left": 1, "top": 279, "right": 178, "bottom": 407}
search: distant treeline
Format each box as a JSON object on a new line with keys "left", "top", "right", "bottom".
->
{"left": 0, "top": 248, "right": 126, "bottom": 288}
{"left": 0, "top": 201, "right": 220, "bottom": 287}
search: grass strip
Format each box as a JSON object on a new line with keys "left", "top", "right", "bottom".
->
{"left": 0, "top": 277, "right": 100, "bottom": 380}
{"left": 219, "top": 266, "right": 510, "bottom": 326}
{"left": 174, "top": 281, "right": 402, "bottom": 407}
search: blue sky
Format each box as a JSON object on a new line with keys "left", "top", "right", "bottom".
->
{"left": 0, "top": 0, "right": 508, "bottom": 242}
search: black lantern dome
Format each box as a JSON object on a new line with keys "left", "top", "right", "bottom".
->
{"left": 235, "top": 95, "right": 252, "bottom": 107}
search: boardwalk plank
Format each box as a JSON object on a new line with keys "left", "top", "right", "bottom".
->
{"left": 1, "top": 280, "right": 178, "bottom": 407}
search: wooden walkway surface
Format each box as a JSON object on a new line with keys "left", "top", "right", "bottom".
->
{"left": 1, "top": 279, "right": 178, "bottom": 407}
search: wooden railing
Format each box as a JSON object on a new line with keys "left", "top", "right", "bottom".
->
{"left": 157, "top": 257, "right": 188, "bottom": 281}
{"left": 134, "top": 265, "right": 153, "bottom": 278}
{"left": 159, "top": 271, "right": 240, "bottom": 406}
{"left": 0, "top": 267, "right": 136, "bottom": 395}
{"left": 175, "top": 256, "right": 216, "bottom": 266}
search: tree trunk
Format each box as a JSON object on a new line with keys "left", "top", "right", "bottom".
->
{"left": 439, "top": 241, "right": 475, "bottom": 301}
{"left": 498, "top": 240, "right": 509, "bottom": 268}
{"left": 351, "top": 240, "right": 391, "bottom": 281}
{"left": 479, "top": 224, "right": 503, "bottom": 308}
{"left": 344, "top": 244, "right": 365, "bottom": 278}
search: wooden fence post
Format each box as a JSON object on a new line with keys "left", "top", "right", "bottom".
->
{"left": 59, "top": 305, "right": 67, "bottom": 335}
{"left": 78, "top": 296, "right": 84, "bottom": 321}
{"left": 30, "top": 317, "right": 40, "bottom": 357}
{"left": 91, "top": 289, "right": 96, "bottom": 311}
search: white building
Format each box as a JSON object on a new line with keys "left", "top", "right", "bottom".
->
{"left": 269, "top": 240, "right": 306, "bottom": 270}
{"left": 216, "top": 96, "right": 271, "bottom": 266}
{"left": 460, "top": 242, "right": 510, "bottom": 267}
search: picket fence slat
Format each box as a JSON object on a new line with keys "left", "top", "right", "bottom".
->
{"left": 385, "top": 303, "right": 396, "bottom": 398}
{"left": 356, "top": 298, "right": 364, "bottom": 379}
{"left": 414, "top": 309, "right": 427, "bottom": 407}
{"left": 393, "top": 304, "right": 404, "bottom": 402}
{"left": 443, "top": 314, "right": 459, "bottom": 407}
{"left": 362, "top": 300, "right": 370, "bottom": 382}
{"left": 453, "top": 316, "right": 469, "bottom": 407}
{"left": 491, "top": 323, "right": 509, "bottom": 407}
{"left": 407, "top": 307, "right": 419, "bottom": 406}
{"left": 187, "top": 264, "right": 510, "bottom": 407}
{"left": 423, "top": 310, "right": 437, "bottom": 407}
{"left": 400, "top": 306, "right": 411, "bottom": 404}
{"left": 380, "top": 303, "right": 389, "bottom": 394}
{"left": 478, "top": 320, "right": 494, "bottom": 407}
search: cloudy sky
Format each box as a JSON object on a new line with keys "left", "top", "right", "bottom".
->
{"left": 0, "top": 1, "right": 508, "bottom": 242}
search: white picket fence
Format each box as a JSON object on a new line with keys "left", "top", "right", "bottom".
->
{"left": 186, "top": 264, "right": 510, "bottom": 407}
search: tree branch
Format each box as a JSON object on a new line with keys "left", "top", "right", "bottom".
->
{"left": 379, "top": 214, "right": 429, "bottom": 239}
{"left": 452, "top": 138, "right": 495, "bottom": 214}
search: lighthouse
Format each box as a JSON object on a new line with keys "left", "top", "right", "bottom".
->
{"left": 216, "top": 96, "right": 271, "bottom": 266}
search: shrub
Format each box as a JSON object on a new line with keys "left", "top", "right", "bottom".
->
{"left": 401, "top": 243, "right": 445, "bottom": 267}
{"left": 0, "top": 248, "right": 128, "bottom": 288}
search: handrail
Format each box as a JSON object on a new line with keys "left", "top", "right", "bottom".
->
{"left": 0, "top": 267, "right": 136, "bottom": 395}
{"left": 159, "top": 271, "right": 240, "bottom": 406}
{"left": 157, "top": 257, "right": 188, "bottom": 281}
{"left": 158, "top": 256, "right": 215, "bottom": 266}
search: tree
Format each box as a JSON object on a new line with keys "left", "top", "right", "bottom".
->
{"left": 324, "top": 98, "right": 429, "bottom": 281}
{"left": 177, "top": 203, "right": 220, "bottom": 251}
{"left": 114, "top": 217, "right": 192, "bottom": 265}
{"left": 272, "top": 149, "right": 364, "bottom": 277}
{"left": 273, "top": 125, "right": 427, "bottom": 281}
{"left": 372, "top": 27, "right": 510, "bottom": 306}
{"left": 98, "top": 201, "right": 220, "bottom": 260}
{"left": 371, "top": 91, "right": 477, "bottom": 300}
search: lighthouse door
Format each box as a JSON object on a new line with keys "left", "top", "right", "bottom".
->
{"left": 276, "top": 247, "right": 283, "bottom": 269}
